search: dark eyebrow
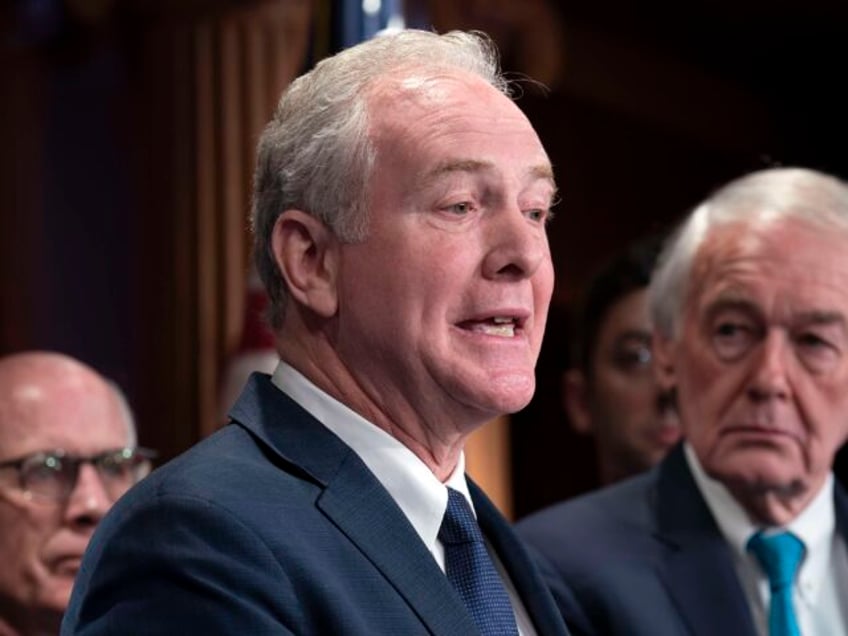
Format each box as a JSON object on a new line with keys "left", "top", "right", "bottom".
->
{"left": 796, "top": 310, "right": 847, "bottom": 328}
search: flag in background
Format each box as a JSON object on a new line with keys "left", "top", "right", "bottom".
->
{"left": 337, "top": 0, "right": 409, "bottom": 49}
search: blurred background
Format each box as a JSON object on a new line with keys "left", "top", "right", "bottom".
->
{"left": 2, "top": 0, "right": 847, "bottom": 519}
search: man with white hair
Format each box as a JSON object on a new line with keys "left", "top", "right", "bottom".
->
{"left": 63, "top": 29, "right": 568, "bottom": 635}
{"left": 0, "top": 351, "right": 152, "bottom": 636}
{"left": 519, "top": 167, "right": 848, "bottom": 636}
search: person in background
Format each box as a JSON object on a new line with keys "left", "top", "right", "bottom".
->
{"left": 0, "top": 351, "right": 152, "bottom": 636}
{"left": 518, "top": 167, "right": 848, "bottom": 636}
{"left": 563, "top": 235, "right": 680, "bottom": 486}
{"left": 63, "top": 29, "right": 569, "bottom": 635}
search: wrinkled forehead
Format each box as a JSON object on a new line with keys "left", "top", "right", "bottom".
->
{"left": 690, "top": 220, "right": 762, "bottom": 278}
{"left": 687, "top": 217, "right": 848, "bottom": 308}
{"left": 684, "top": 228, "right": 754, "bottom": 320}
{"left": 695, "top": 217, "right": 843, "bottom": 271}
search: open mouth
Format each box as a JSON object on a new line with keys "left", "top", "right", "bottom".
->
{"left": 458, "top": 316, "right": 522, "bottom": 338}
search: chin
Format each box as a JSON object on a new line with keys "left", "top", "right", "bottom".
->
{"left": 706, "top": 452, "right": 806, "bottom": 497}
{"left": 449, "top": 368, "right": 535, "bottom": 419}
{"left": 466, "top": 387, "right": 534, "bottom": 419}
{"left": 489, "top": 375, "right": 536, "bottom": 412}
{"left": 38, "top": 582, "right": 75, "bottom": 614}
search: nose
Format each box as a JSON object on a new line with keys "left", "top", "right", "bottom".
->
{"left": 747, "top": 330, "right": 792, "bottom": 402}
{"left": 64, "top": 462, "right": 111, "bottom": 527}
{"left": 482, "top": 206, "right": 550, "bottom": 280}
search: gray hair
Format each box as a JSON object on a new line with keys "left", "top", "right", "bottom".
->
{"left": 251, "top": 29, "right": 508, "bottom": 330}
{"left": 649, "top": 167, "right": 848, "bottom": 339}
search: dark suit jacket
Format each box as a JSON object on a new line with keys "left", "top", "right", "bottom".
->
{"left": 516, "top": 444, "right": 848, "bottom": 636}
{"left": 62, "top": 373, "right": 568, "bottom": 635}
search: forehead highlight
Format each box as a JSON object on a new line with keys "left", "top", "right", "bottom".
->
{"left": 0, "top": 357, "right": 133, "bottom": 455}
{"left": 689, "top": 219, "right": 848, "bottom": 319}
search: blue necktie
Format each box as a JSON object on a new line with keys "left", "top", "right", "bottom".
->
{"left": 746, "top": 530, "right": 805, "bottom": 636}
{"left": 438, "top": 488, "right": 519, "bottom": 635}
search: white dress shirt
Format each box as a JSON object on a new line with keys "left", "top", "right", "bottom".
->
{"left": 271, "top": 361, "right": 536, "bottom": 635}
{"left": 685, "top": 443, "right": 848, "bottom": 636}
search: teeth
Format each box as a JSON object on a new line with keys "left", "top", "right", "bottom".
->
{"left": 482, "top": 324, "right": 515, "bottom": 337}
{"left": 459, "top": 316, "right": 519, "bottom": 337}
{"left": 469, "top": 320, "right": 515, "bottom": 337}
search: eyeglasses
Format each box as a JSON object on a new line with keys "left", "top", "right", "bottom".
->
{"left": 0, "top": 447, "right": 156, "bottom": 502}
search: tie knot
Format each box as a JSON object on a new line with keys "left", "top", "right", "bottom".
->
{"left": 747, "top": 530, "right": 806, "bottom": 591}
{"left": 439, "top": 488, "right": 483, "bottom": 545}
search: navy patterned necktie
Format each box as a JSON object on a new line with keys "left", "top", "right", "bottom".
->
{"left": 438, "top": 487, "right": 519, "bottom": 635}
{"left": 746, "top": 530, "right": 806, "bottom": 636}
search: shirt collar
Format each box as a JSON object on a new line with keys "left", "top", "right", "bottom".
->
{"left": 270, "top": 361, "right": 470, "bottom": 555}
{"left": 684, "top": 442, "right": 834, "bottom": 584}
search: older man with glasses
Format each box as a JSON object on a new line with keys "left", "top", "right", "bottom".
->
{"left": 0, "top": 351, "right": 153, "bottom": 636}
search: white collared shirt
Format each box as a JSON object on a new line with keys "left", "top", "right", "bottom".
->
{"left": 270, "top": 362, "right": 536, "bottom": 635}
{"left": 685, "top": 443, "right": 848, "bottom": 636}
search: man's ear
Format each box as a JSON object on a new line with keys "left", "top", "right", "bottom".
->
{"left": 563, "top": 369, "right": 593, "bottom": 435}
{"left": 652, "top": 332, "right": 677, "bottom": 391}
{"left": 271, "top": 209, "right": 339, "bottom": 318}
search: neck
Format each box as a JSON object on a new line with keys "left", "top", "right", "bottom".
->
{"left": 277, "top": 337, "right": 473, "bottom": 482}
{"left": 729, "top": 476, "right": 825, "bottom": 527}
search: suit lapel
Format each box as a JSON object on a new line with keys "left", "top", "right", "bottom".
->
{"left": 654, "top": 446, "right": 758, "bottom": 636}
{"left": 470, "top": 481, "right": 570, "bottom": 636}
{"left": 834, "top": 479, "right": 848, "bottom": 539}
{"left": 316, "top": 452, "right": 478, "bottom": 635}
{"left": 229, "top": 374, "right": 476, "bottom": 635}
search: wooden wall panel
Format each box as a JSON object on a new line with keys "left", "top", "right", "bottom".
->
{"left": 0, "top": 48, "right": 46, "bottom": 353}
{"left": 466, "top": 417, "right": 514, "bottom": 519}
{"left": 132, "top": 0, "right": 312, "bottom": 454}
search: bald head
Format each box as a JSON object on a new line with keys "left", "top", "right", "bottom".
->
{"left": 0, "top": 352, "right": 135, "bottom": 454}
{"left": 0, "top": 352, "right": 138, "bottom": 635}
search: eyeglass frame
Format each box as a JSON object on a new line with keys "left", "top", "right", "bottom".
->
{"left": 0, "top": 447, "right": 157, "bottom": 503}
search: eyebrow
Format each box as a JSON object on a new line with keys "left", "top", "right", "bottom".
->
{"left": 703, "top": 297, "right": 758, "bottom": 317}
{"left": 423, "top": 159, "right": 556, "bottom": 189}
{"left": 795, "top": 310, "right": 847, "bottom": 328}
{"left": 704, "top": 298, "right": 847, "bottom": 329}
{"left": 426, "top": 159, "right": 491, "bottom": 180}
{"left": 613, "top": 329, "right": 652, "bottom": 344}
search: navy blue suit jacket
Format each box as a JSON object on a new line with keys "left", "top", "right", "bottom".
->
{"left": 63, "top": 373, "right": 568, "bottom": 635}
{"left": 516, "top": 444, "right": 848, "bottom": 636}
